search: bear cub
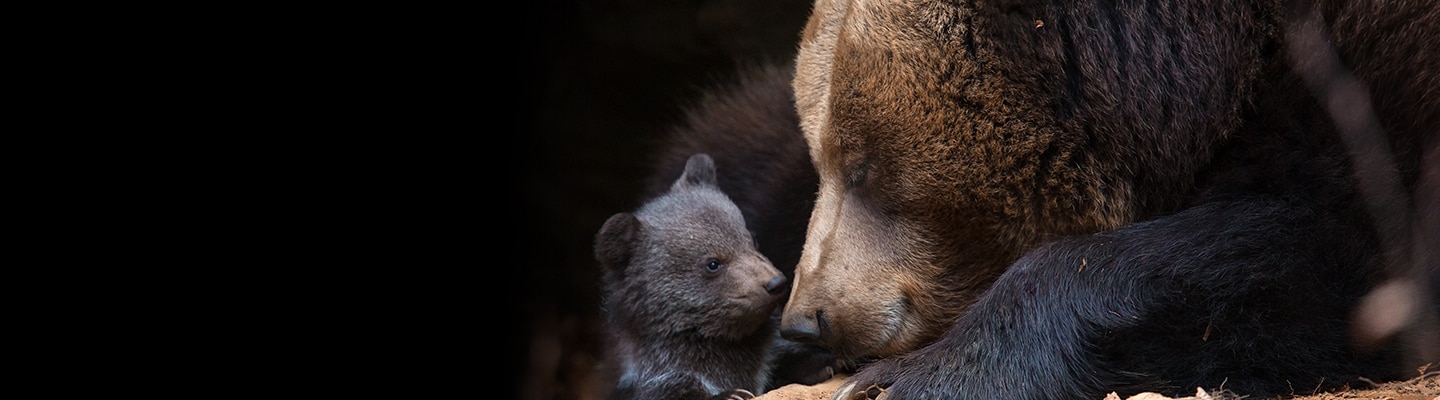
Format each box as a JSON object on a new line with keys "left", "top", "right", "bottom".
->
{"left": 594, "top": 153, "right": 795, "bottom": 400}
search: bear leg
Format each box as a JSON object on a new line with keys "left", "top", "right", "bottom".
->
{"left": 836, "top": 196, "right": 1403, "bottom": 400}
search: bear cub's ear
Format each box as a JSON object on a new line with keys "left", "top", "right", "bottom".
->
{"left": 595, "top": 212, "right": 641, "bottom": 275}
{"left": 674, "top": 153, "right": 718, "bottom": 189}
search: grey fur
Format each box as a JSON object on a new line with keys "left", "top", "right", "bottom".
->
{"left": 596, "top": 153, "right": 788, "bottom": 400}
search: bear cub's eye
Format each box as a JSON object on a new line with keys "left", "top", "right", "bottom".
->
{"left": 705, "top": 259, "right": 723, "bottom": 273}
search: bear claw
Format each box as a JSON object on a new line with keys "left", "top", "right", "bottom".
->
{"left": 833, "top": 381, "right": 888, "bottom": 400}
{"left": 726, "top": 388, "right": 755, "bottom": 400}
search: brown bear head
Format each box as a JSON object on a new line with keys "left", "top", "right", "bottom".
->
{"left": 779, "top": 0, "right": 1263, "bottom": 361}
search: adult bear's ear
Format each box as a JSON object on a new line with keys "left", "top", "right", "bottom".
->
{"left": 595, "top": 212, "right": 641, "bottom": 275}
{"left": 674, "top": 153, "right": 718, "bottom": 189}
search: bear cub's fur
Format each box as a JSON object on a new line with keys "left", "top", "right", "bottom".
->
{"left": 594, "top": 153, "right": 794, "bottom": 400}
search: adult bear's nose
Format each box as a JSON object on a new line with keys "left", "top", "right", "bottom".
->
{"left": 764, "top": 275, "right": 788, "bottom": 295}
{"left": 781, "top": 308, "right": 826, "bottom": 344}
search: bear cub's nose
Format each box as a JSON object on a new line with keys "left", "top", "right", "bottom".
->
{"left": 764, "top": 275, "right": 788, "bottom": 295}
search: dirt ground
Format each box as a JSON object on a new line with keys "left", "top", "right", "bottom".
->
{"left": 756, "top": 372, "right": 1440, "bottom": 400}
{"left": 755, "top": 372, "right": 1440, "bottom": 400}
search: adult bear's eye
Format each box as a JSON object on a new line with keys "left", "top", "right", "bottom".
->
{"left": 846, "top": 159, "right": 870, "bottom": 189}
{"left": 705, "top": 259, "right": 723, "bottom": 273}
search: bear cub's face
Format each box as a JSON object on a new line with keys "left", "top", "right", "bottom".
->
{"left": 596, "top": 154, "right": 788, "bottom": 340}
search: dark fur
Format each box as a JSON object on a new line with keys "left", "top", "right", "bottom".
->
{"left": 643, "top": 63, "right": 840, "bottom": 388}
{"left": 769, "top": 0, "right": 1440, "bottom": 399}
{"left": 644, "top": 62, "right": 819, "bottom": 281}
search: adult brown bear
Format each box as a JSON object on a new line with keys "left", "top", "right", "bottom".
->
{"left": 775, "top": 0, "right": 1440, "bottom": 398}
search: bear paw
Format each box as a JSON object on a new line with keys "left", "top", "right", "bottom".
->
{"left": 831, "top": 358, "right": 905, "bottom": 400}
{"left": 719, "top": 388, "right": 755, "bottom": 400}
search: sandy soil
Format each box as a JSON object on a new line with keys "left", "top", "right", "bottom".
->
{"left": 756, "top": 372, "right": 1440, "bottom": 400}
{"left": 758, "top": 375, "right": 849, "bottom": 400}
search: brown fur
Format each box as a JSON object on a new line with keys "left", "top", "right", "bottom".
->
{"left": 781, "top": 0, "right": 1437, "bottom": 366}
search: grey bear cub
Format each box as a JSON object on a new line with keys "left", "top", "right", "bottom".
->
{"left": 594, "top": 153, "right": 792, "bottom": 400}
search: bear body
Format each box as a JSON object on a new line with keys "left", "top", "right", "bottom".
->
{"left": 766, "top": 0, "right": 1440, "bottom": 399}
{"left": 643, "top": 62, "right": 820, "bottom": 283}
{"left": 595, "top": 153, "right": 805, "bottom": 400}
